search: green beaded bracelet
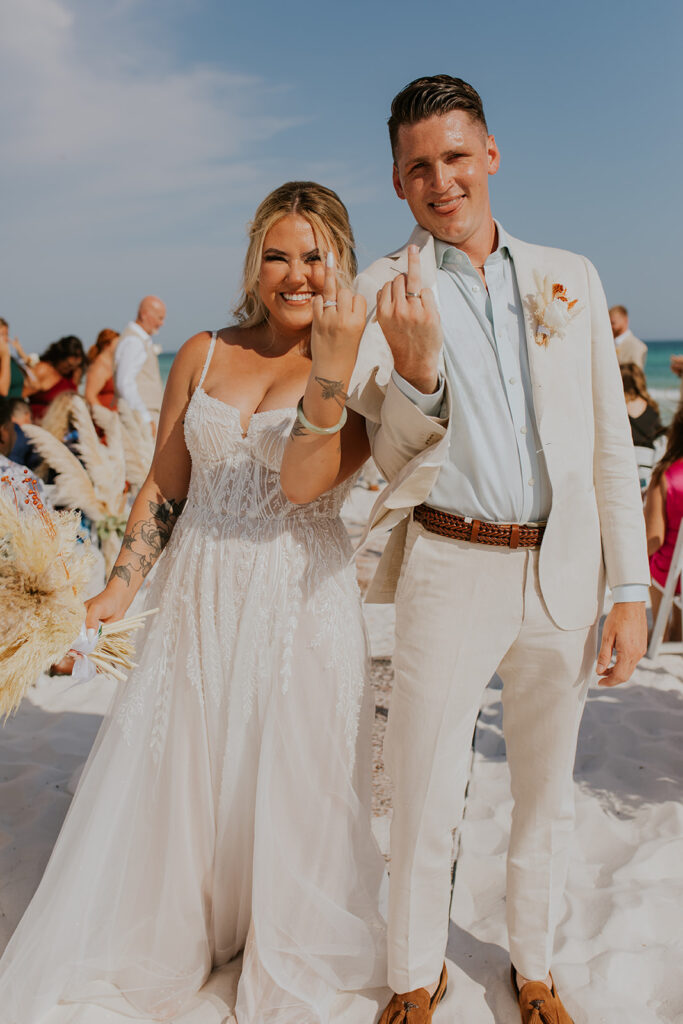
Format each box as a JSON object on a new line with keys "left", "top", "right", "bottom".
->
{"left": 296, "top": 397, "right": 348, "bottom": 435}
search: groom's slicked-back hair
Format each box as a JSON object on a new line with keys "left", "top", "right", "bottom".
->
{"left": 388, "top": 75, "right": 488, "bottom": 160}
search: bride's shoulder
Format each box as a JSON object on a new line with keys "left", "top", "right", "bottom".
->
{"left": 163, "top": 331, "right": 216, "bottom": 395}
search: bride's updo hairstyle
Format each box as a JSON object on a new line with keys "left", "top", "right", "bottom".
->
{"left": 233, "top": 181, "right": 357, "bottom": 329}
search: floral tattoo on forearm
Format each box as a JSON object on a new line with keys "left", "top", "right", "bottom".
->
{"left": 109, "top": 497, "right": 186, "bottom": 586}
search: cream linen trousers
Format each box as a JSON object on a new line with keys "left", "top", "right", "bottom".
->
{"left": 385, "top": 518, "right": 599, "bottom": 989}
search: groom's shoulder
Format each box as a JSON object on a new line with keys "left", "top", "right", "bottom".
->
{"left": 508, "top": 232, "right": 598, "bottom": 279}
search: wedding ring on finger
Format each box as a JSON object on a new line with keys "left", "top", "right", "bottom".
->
{"left": 322, "top": 300, "right": 338, "bottom": 308}
{"left": 405, "top": 291, "right": 421, "bottom": 299}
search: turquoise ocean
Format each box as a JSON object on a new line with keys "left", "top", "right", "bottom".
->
{"left": 159, "top": 340, "right": 683, "bottom": 424}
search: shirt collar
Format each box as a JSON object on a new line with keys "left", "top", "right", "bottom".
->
{"left": 614, "top": 330, "right": 629, "bottom": 344}
{"left": 435, "top": 221, "right": 510, "bottom": 271}
{"left": 127, "top": 320, "right": 150, "bottom": 341}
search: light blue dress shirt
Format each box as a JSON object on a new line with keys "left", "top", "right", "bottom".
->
{"left": 393, "top": 223, "right": 646, "bottom": 603}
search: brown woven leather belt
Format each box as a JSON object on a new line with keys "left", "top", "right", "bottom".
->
{"left": 414, "top": 504, "right": 546, "bottom": 549}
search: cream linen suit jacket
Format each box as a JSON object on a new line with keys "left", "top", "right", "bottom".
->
{"left": 348, "top": 225, "right": 650, "bottom": 631}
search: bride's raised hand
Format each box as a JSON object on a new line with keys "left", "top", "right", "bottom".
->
{"left": 310, "top": 252, "right": 366, "bottom": 379}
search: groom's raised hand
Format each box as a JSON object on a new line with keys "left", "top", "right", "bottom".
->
{"left": 376, "top": 244, "right": 442, "bottom": 395}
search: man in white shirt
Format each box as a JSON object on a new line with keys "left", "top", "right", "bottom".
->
{"left": 114, "top": 296, "right": 166, "bottom": 433}
{"left": 349, "top": 76, "right": 648, "bottom": 1024}
{"left": 609, "top": 304, "right": 647, "bottom": 368}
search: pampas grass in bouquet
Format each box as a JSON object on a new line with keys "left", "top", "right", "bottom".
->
{"left": 0, "top": 478, "right": 153, "bottom": 719}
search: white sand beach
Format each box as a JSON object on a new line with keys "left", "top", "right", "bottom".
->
{"left": 1, "top": 486, "right": 682, "bottom": 1023}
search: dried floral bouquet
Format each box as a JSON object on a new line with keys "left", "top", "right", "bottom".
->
{"left": 0, "top": 478, "right": 153, "bottom": 718}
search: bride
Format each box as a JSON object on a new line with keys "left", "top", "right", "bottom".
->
{"left": 0, "top": 182, "right": 385, "bottom": 1023}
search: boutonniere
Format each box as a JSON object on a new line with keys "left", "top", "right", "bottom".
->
{"left": 530, "top": 273, "right": 582, "bottom": 347}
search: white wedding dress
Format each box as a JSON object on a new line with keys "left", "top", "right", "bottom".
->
{"left": 0, "top": 334, "right": 386, "bottom": 1024}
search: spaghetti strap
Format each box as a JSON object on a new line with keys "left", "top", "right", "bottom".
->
{"left": 196, "top": 331, "right": 217, "bottom": 391}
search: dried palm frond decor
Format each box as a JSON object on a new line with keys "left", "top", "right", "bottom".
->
{"left": 23, "top": 395, "right": 128, "bottom": 575}
{"left": 93, "top": 399, "right": 154, "bottom": 491}
{"left": 40, "top": 392, "right": 77, "bottom": 442}
{"left": 0, "top": 478, "right": 156, "bottom": 718}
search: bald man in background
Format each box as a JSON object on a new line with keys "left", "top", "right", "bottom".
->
{"left": 609, "top": 305, "right": 647, "bottom": 369}
{"left": 114, "top": 295, "right": 166, "bottom": 432}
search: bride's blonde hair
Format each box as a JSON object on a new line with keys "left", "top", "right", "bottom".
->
{"left": 232, "top": 181, "right": 357, "bottom": 328}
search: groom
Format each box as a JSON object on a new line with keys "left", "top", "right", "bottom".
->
{"left": 349, "top": 76, "right": 649, "bottom": 1023}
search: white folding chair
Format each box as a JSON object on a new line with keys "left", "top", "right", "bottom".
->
{"left": 635, "top": 437, "right": 666, "bottom": 493}
{"left": 647, "top": 517, "right": 683, "bottom": 658}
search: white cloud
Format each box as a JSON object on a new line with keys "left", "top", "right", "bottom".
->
{"left": 0, "top": 0, "right": 309, "bottom": 346}
{"left": 0, "top": 0, "right": 302, "bottom": 231}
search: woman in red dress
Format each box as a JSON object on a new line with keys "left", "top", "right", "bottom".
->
{"left": 85, "top": 328, "right": 119, "bottom": 410}
{"left": 23, "top": 335, "right": 85, "bottom": 421}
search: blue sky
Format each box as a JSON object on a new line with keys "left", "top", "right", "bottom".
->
{"left": 1, "top": 0, "right": 681, "bottom": 355}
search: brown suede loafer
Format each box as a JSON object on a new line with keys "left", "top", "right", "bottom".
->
{"left": 510, "top": 966, "right": 574, "bottom": 1024}
{"left": 378, "top": 964, "right": 447, "bottom": 1024}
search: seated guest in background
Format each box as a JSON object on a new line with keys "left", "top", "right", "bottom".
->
{"left": 85, "top": 329, "right": 119, "bottom": 410}
{"left": 7, "top": 398, "right": 41, "bottom": 470}
{"left": 610, "top": 304, "right": 647, "bottom": 368}
{"left": 0, "top": 396, "right": 42, "bottom": 495}
{"left": 645, "top": 406, "right": 683, "bottom": 640}
{"left": 621, "top": 362, "right": 665, "bottom": 448}
{"left": 114, "top": 296, "right": 165, "bottom": 433}
{"left": 23, "top": 335, "right": 85, "bottom": 421}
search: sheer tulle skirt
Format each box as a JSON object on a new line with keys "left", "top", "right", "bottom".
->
{"left": 0, "top": 513, "right": 386, "bottom": 1023}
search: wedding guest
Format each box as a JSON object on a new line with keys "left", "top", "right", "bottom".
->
{"left": 85, "top": 328, "right": 119, "bottom": 410}
{"left": 0, "top": 320, "right": 37, "bottom": 398}
{"left": 7, "top": 398, "right": 40, "bottom": 471}
{"left": 0, "top": 397, "right": 43, "bottom": 496}
{"left": 609, "top": 305, "right": 647, "bottom": 368}
{"left": 114, "top": 296, "right": 165, "bottom": 432}
{"left": 621, "top": 363, "right": 665, "bottom": 448}
{"left": 23, "top": 335, "right": 85, "bottom": 421}
{"left": 645, "top": 405, "right": 683, "bottom": 640}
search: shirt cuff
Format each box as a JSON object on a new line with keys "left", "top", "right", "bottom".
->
{"left": 391, "top": 369, "right": 445, "bottom": 417}
{"left": 611, "top": 584, "right": 649, "bottom": 603}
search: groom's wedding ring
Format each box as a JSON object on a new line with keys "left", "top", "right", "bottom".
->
{"left": 405, "top": 291, "right": 421, "bottom": 298}
{"left": 322, "top": 300, "right": 338, "bottom": 308}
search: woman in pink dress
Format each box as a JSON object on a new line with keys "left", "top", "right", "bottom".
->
{"left": 644, "top": 405, "right": 683, "bottom": 639}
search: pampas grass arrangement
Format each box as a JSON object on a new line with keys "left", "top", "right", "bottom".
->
{"left": 22, "top": 395, "right": 128, "bottom": 575}
{"left": 0, "top": 483, "right": 95, "bottom": 719}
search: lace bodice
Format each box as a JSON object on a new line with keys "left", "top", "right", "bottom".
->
{"left": 181, "top": 333, "right": 351, "bottom": 534}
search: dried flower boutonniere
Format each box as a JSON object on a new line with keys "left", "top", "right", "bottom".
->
{"left": 530, "top": 272, "right": 582, "bottom": 347}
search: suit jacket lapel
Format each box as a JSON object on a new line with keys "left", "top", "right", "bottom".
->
{"left": 505, "top": 235, "right": 549, "bottom": 431}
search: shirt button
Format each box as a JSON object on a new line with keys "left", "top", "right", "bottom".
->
{"left": 509, "top": 376, "right": 517, "bottom": 385}
{"left": 471, "top": 285, "right": 480, "bottom": 293}
{"left": 528, "top": 477, "right": 535, "bottom": 486}
{"left": 520, "top": 425, "right": 527, "bottom": 435}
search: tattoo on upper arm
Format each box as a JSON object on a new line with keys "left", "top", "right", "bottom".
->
{"left": 314, "top": 376, "right": 348, "bottom": 407}
{"left": 108, "top": 497, "right": 186, "bottom": 586}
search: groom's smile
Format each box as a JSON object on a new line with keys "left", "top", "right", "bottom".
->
{"left": 391, "top": 109, "right": 500, "bottom": 260}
